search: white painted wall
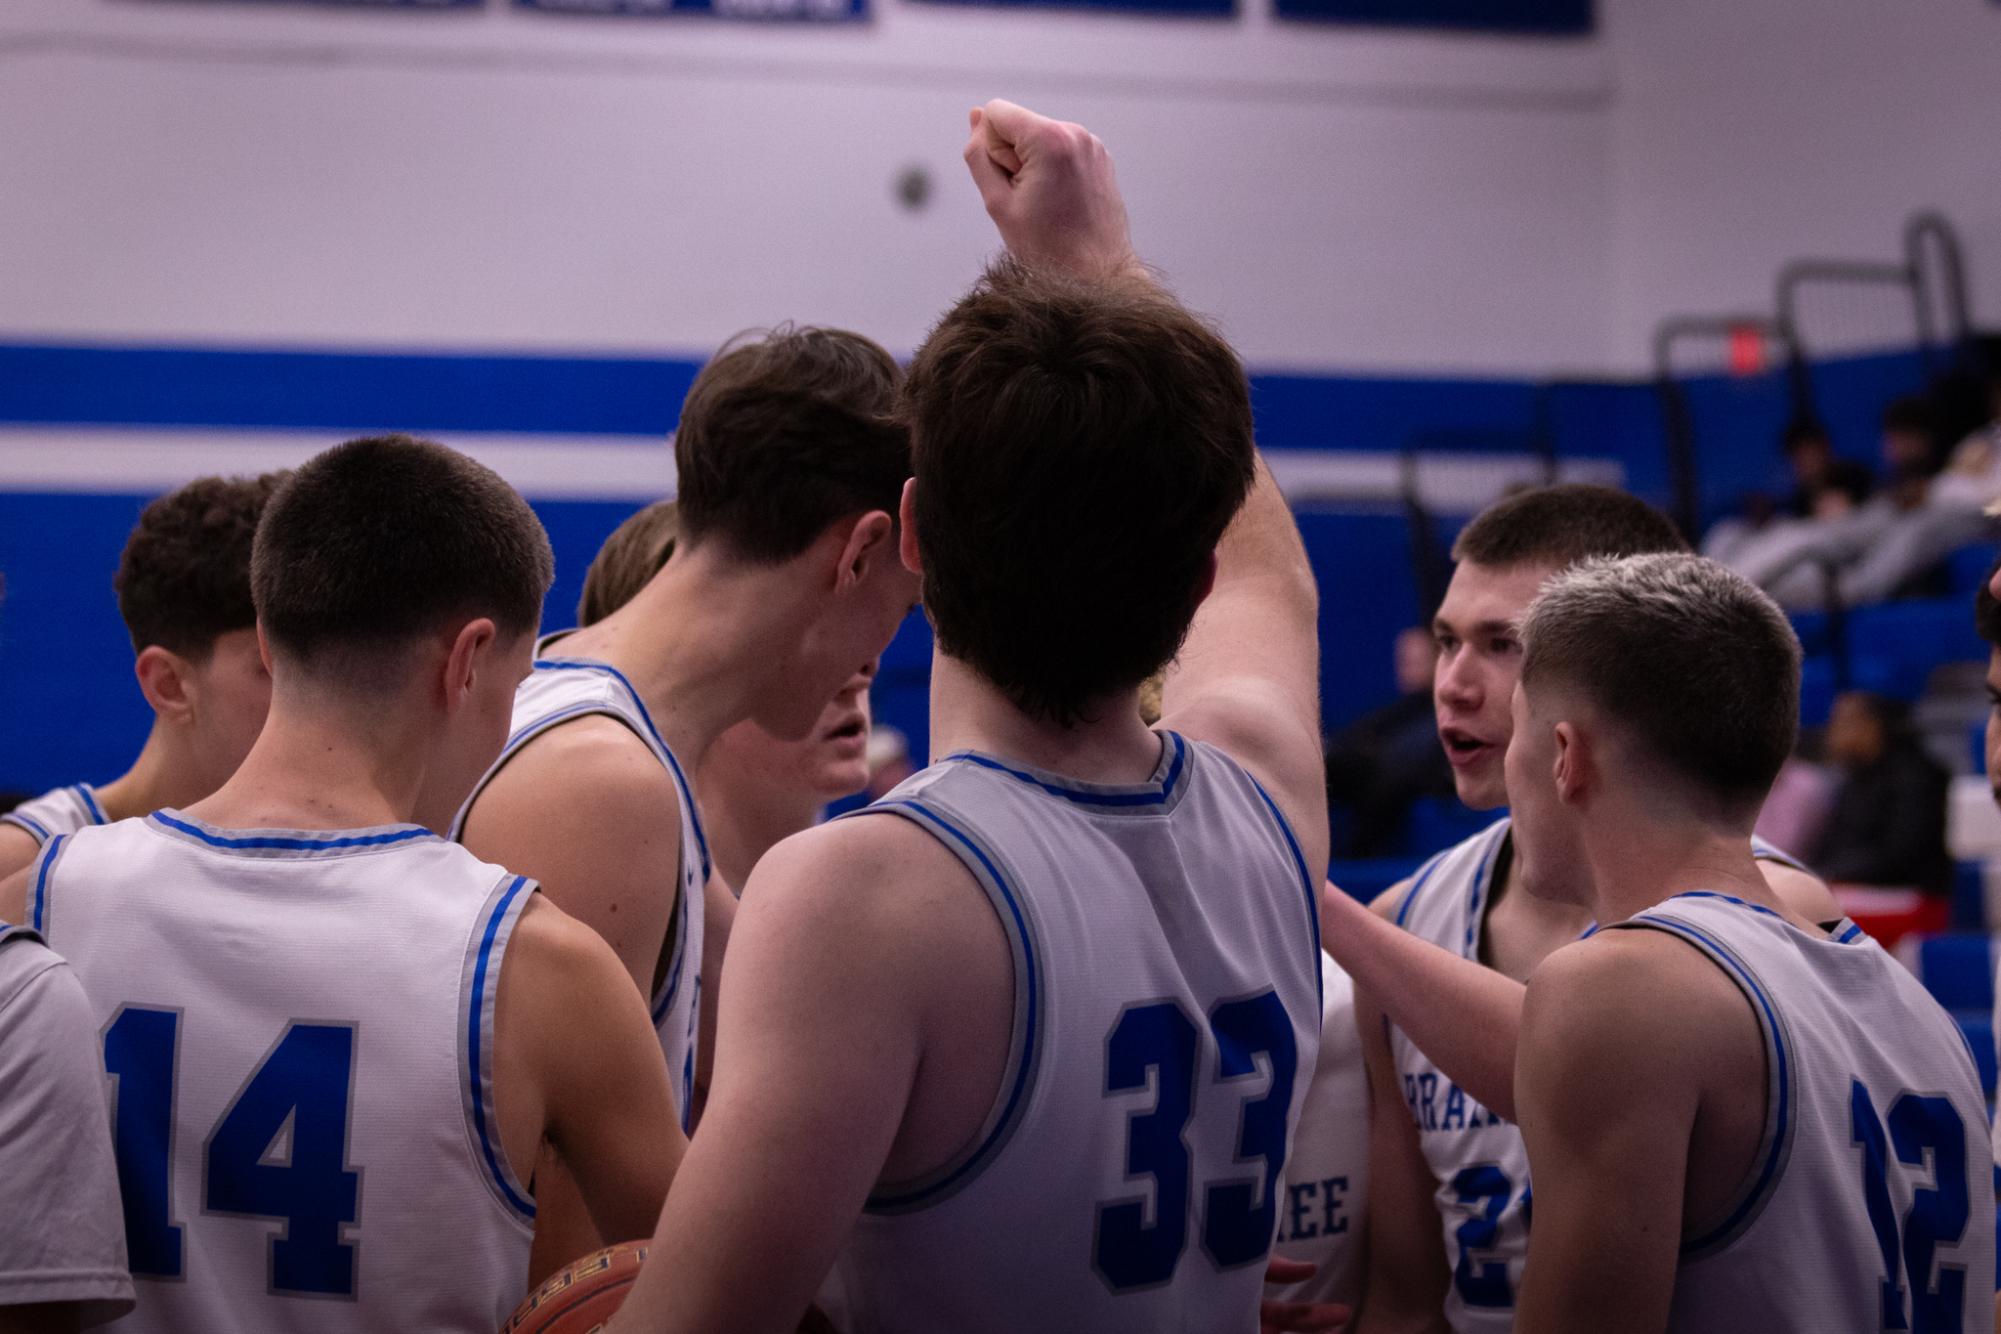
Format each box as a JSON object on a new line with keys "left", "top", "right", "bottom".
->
{"left": 0, "top": 0, "right": 1613, "bottom": 374}
{"left": 1601, "top": 0, "right": 2001, "bottom": 368}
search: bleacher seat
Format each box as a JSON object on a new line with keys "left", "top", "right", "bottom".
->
{"left": 1908, "top": 933, "right": 1997, "bottom": 1011}
{"left": 1957, "top": 1009, "right": 1998, "bottom": 1103}
{"left": 1846, "top": 598, "right": 1989, "bottom": 701}
{"left": 1947, "top": 541, "right": 2001, "bottom": 597}
{"left": 1327, "top": 858, "right": 1423, "bottom": 905}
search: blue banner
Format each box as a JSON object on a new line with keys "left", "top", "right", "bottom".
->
{"left": 1274, "top": 0, "right": 1589, "bottom": 33}
{"left": 910, "top": 0, "right": 1229, "bottom": 15}
{"left": 516, "top": 0, "right": 864, "bottom": 18}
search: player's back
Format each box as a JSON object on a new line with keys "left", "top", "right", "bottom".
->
{"left": 31, "top": 810, "right": 537, "bottom": 1334}
{"left": 453, "top": 646, "right": 707, "bottom": 1124}
{"left": 829, "top": 730, "right": 1322, "bottom": 1333}
{"left": 1613, "top": 891, "right": 1995, "bottom": 1332}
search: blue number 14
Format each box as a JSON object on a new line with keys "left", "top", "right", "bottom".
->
{"left": 103, "top": 1008, "right": 361, "bottom": 1297}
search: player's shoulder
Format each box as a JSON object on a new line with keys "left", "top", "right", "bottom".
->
{"left": 1527, "top": 928, "right": 1745, "bottom": 1058}
{"left": 479, "top": 714, "right": 679, "bottom": 819}
{"left": 0, "top": 922, "right": 67, "bottom": 1015}
{"left": 0, "top": 821, "right": 43, "bottom": 879}
{"left": 744, "top": 812, "right": 986, "bottom": 948}
{"left": 1756, "top": 859, "right": 1842, "bottom": 923}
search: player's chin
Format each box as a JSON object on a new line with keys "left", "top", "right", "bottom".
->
{"left": 1450, "top": 766, "right": 1507, "bottom": 813}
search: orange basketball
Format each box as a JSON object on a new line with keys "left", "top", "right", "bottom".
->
{"left": 501, "top": 1242, "right": 648, "bottom": 1334}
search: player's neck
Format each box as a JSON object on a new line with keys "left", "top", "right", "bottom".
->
{"left": 697, "top": 768, "right": 821, "bottom": 893}
{"left": 1583, "top": 811, "right": 1772, "bottom": 926}
{"left": 185, "top": 702, "right": 428, "bottom": 832}
{"left": 553, "top": 555, "right": 793, "bottom": 767}
{"left": 93, "top": 722, "right": 215, "bottom": 823}
{"left": 928, "top": 653, "right": 1161, "bottom": 784}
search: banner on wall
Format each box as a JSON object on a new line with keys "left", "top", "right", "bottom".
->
{"left": 1273, "top": 0, "right": 1589, "bottom": 33}
{"left": 516, "top": 0, "right": 865, "bottom": 18}
{"left": 910, "top": 0, "right": 1230, "bottom": 15}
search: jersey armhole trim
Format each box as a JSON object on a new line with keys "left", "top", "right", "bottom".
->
{"left": 1392, "top": 845, "right": 1456, "bottom": 929}
{"left": 1609, "top": 913, "right": 1795, "bottom": 1259}
{"left": 849, "top": 799, "right": 1044, "bottom": 1216}
{"left": 27, "top": 833, "right": 69, "bottom": 938}
{"left": 0, "top": 812, "right": 50, "bottom": 844}
{"left": 72, "top": 785, "right": 108, "bottom": 826}
{"left": 459, "top": 872, "right": 538, "bottom": 1228}
{"left": 1244, "top": 772, "right": 1324, "bottom": 1012}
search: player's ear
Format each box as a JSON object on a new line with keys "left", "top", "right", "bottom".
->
{"left": 443, "top": 617, "right": 498, "bottom": 710}
{"left": 833, "top": 510, "right": 895, "bottom": 591}
{"left": 898, "top": 478, "right": 923, "bottom": 577}
{"left": 135, "top": 644, "right": 196, "bottom": 725}
{"left": 1551, "top": 720, "right": 1585, "bottom": 804}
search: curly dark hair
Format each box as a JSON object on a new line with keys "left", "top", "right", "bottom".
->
{"left": 115, "top": 472, "right": 288, "bottom": 658}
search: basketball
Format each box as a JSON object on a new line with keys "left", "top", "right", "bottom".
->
{"left": 501, "top": 1244, "right": 648, "bottom": 1334}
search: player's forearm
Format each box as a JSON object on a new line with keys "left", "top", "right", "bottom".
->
{"left": 1322, "top": 887, "right": 1523, "bottom": 1120}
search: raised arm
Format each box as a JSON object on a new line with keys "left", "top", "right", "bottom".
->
{"left": 1512, "top": 937, "right": 1699, "bottom": 1334}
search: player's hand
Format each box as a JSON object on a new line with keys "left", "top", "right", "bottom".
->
{"left": 963, "top": 99, "right": 1137, "bottom": 279}
{"left": 1260, "top": 1258, "right": 1351, "bottom": 1332}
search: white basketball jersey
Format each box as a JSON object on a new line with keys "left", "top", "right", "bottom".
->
{"left": 28, "top": 812, "right": 537, "bottom": 1334}
{"left": 451, "top": 643, "right": 708, "bottom": 1128}
{"left": 2, "top": 782, "right": 108, "bottom": 844}
{"left": 827, "top": 732, "right": 1323, "bottom": 1333}
{"left": 1269, "top": 952, "right": 1368, "bottom": 1308}
{"left": 1390, "top": 819, "right": 1821, "bottom": 1333}
{"left": 1612, "top": 892, "right": 1994, "bottom": 1333}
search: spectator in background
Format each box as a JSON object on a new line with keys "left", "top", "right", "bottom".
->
{"left": 1810, "top": 691, "right": 1952, "bottom": 897}
{"left": 1323, "top": 625, "right": 1453, "bottom": 856}
{"left": 1720, "top": 396, "right": 1996, "bottom": 609}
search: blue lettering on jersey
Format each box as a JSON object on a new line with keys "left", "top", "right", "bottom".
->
{"left": 1281, "top": 1177, "right": 1350, "bottom": 1243}
{"left": 1402, "top": 1073, "right": 1501, "bottom": 1132}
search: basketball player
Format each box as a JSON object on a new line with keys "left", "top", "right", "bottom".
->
{"left": 1311, "top": 486, "right": 1838, "bottom": 1333}
{"left": 1509, "top": 552, "right": 1992, "bottom": 1330}
{"left": 575, "top": 500, "right": 875, "bottom": 891}
{"left": 608, "top": 99, "right": 1326, "bottom": 1334}
{"left": 451, "top": 328, "right": 915, "bottom": 1281}
{"left": 0, "top": 437, "right": 682, "bottom": 1333}
{"left": 0, "top": 921, "right": 133, "bottom": 1332}
{"left": 0, "top": 475, "right": 282, "bottom": 878}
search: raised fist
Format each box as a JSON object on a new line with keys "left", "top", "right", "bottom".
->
{"left": 963, "top": 99, "right": 1138, "bottom": 280}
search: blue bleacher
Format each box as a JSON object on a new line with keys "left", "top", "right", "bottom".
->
{"left": 1908, "top": 932, "right": 1999, "bottom": 1101}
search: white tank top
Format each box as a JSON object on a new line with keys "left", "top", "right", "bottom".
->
{"left": 1389, "top": 820, "right": 1815, "bottom": 1333}
{"left": 2, "top": 782, "right": 108, "bottom": 844}
{"left": 29, "top": 811, "right": 537, "bottom": 1334}
{"left": 1268, "top": 952, "right": 1368, "bottom": 1308}
{"left": 827, "top": 732, "right": 1323, "bottom": 1333}
{"left": 1613, "top": 891, "right": 1994, "bottom": 1333}
{"left": 451, "top": 642, "right": 708, "bottom": 1129}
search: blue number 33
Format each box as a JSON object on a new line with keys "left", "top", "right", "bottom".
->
{"left": 1094, "top": 990, "right": 1297, "bottom": 1293}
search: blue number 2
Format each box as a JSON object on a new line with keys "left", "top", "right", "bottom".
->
{"left": 1852, "top": 1080, "right": 1971, "bottom": 1334}
{"left": 1094, "top": 991, "right": 1297, "bottom": 1293}
{"left": 102, "top": 1009, "right": 362, "bottom": 1297}
{"left": 1451, "top": 1165, "right": 1518, "bottom": 1308}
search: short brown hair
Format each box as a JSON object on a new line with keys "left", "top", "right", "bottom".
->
{"left": 1452, "top": 484, "right": 1687, "bottom": 571}
{"left": 579, "top": 501, "right": 678, "bottom": 626}
{"left": 905, "top": 260, "right": 1255, "bottom": 726}
{"left": 253, "top": 435, "right": 553, "bottom": 675}
{"left": 674, "top": 326, "right": 910, "bottom": 563}
{"left": 1521, "top": 553, "right": 1801, "bottom": 810}
{"left": 116, "top": 472, "right": 288, "bottom": 658}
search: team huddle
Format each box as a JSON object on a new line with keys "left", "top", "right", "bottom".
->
{"left": 0, "top": 100, "right": 1992, "bottom": 1334}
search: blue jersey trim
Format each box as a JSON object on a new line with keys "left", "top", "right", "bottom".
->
{"left": 1461, "top": 826, "right": 1508, "bottom": 957}
{"left": 0, "top": 921, "right": 41, "bottom": 948}
{"left": 1622, "top": 912, "right": 1792, "bottom": 1256}
{"left": 858, "top": 799, "right": 1041, "bottom": 1213}
{"left": 941, "top": 732, "right": 1190, "bottom": 810}
{"left": 1992, "top": 1165, "right": 2000, "bottom": 1291}
{"left": 28, "top": 833, "right": 66, "bottom": 936}
{"left": 2, "top": 811, "right": 51, "bottom": 843}
{"left": 1393, "top": 847, "right": 1454, "bottom": 929}
{"left": 1246, "top": 774, "right": 1324, "bottom": 1010}
{"left": 1665, "top": 890, "right": 1784, "bottom": 921}
{"left": 1748, "top": 834, "right": 1809, "bottom": 874}
{"left": 1837, "top": 923, "right": 1865, "bottom": 944}
{"left": 149, "top": 811, "right": 433, "bottom": 853}
{"left": 467, "top": 875, "right": 537, "bottom": 1222}
{"left": 72, "top": 785, "right": 108, "bottom": 826}
{"left": 531, "top": 656, "right": 713, "bottom": 881}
